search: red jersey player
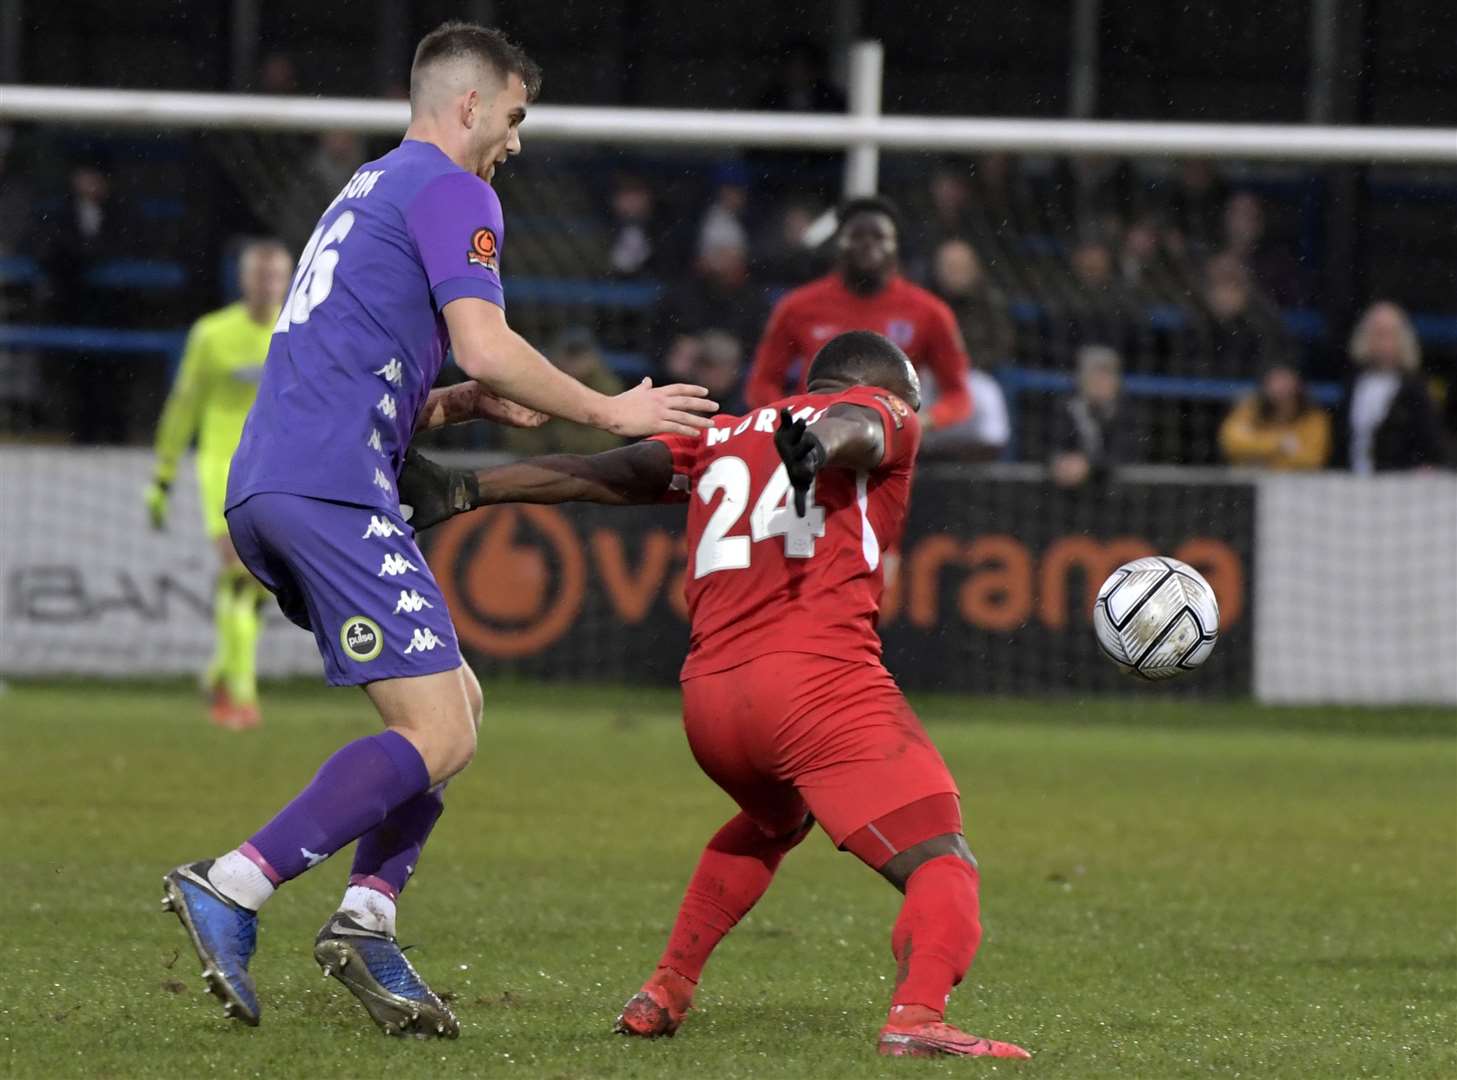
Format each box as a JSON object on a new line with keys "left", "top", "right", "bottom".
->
{"left": 399, "top": 331, "right": 1028, "bottom": 1060}
{"left": 745, "top": 197, "right": 974, "bottom": 433}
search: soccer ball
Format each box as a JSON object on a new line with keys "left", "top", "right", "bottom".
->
{"left": 1092, "top": 556, "right": 1219, "bottom": 681}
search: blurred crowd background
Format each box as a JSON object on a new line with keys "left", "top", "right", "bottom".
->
{"left": 1, "top": 0, "right": 1453, "bottom": 482}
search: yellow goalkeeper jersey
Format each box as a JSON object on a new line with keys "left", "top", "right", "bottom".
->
{"left": 153, "top": 302, "right": 276, "bottom": 535}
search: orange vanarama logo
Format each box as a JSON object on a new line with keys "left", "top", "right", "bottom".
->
{"left": 468, "top": 227, "right": 499, "bottom": 271}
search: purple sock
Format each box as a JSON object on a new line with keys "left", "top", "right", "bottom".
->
{"left": 348, "top": 784, "right": 447, "bottom": 899}
{"left": 246, "top": 730, "right": 429, "bottom": 884}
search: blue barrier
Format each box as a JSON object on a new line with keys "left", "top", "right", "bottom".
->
{"left": 996, "top": 366, "right": 1342, "bottom": 406}
{"left": 1, "top": 323, "right": 1350, "bottom": 410}
{"left": 3, "top": 257, "right": 1455, "bottom": 350}
{"left": 0, "top": 324, "right": 187, "bottom": 354}
{"left": 0, "top": 323, "right": 658, "bottom": 384}
{"left": 0, "top": 256, "right": 188, "bottom": 290}
{"left": 507, "top": 277, "right": 661, "bottom": 307}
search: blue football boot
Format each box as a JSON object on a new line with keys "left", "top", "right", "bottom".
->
{"left": 161, "top": 860, "right": 261, "bottom": 1026}
{"left": 314, "top": 912, "right": 459, "bottom": 1038}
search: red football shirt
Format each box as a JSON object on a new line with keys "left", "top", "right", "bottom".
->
{"left": 745, "top": 273, "right": 973, "bottom": 429}
{"left": 652, "top": 385, "right": 920, "bottom": 680}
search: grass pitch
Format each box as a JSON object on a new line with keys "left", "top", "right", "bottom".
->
{"left": 1, "top": 680, "right": 1453, "bottom": 1079}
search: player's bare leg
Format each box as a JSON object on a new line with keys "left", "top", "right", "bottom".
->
{"left": 314, "top": 663, "right": 483, "bottom": 1038}
{"left": 163, "top": 664, "right": 476, "bottom": 1028}
{"left": 863, "top": 830, "right": 1030, "bottom": 1060}
{"left": 615, "top": 812, "right": 813, "bottom": 1038}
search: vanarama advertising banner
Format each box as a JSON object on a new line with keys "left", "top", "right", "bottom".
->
{"left": 416, "top": 470, "right": 1256, "bottom": 696}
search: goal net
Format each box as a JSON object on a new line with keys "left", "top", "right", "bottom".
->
{"left": 1, "top": 103, "right": 1453, "bottom": 703}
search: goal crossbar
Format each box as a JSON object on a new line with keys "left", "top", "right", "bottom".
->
{"left": 2, "top": 84, "right": 1454, "bottom": 164}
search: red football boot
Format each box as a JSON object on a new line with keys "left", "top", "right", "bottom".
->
{"left": 613, "top": 967, "right": 696, "bottom": 1038}
{"left": 227, "top": 701, "right": 262, "bottom": 730}
{"left": 208, "top": 685, "right": 236, "bottom": 728}
{"left": 878, "top": 1005, "right": 1030, "bottom": 1059}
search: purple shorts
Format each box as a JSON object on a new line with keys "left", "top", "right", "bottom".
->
{"left": 227, "top": 492, "right": 462, "bottom": 687}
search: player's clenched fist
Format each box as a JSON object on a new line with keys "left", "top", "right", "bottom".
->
{"left": 398, "top": 447, "right": 477, "bottom": 531}
{"left": 608, "top": 378, "right": 717, "bottom": 438}
{"left": 774, "top": 408, "right": 826, "bottom": 517}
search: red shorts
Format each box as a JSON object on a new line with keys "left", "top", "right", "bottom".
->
{"left": 680, "top": 652, "right": 961, "bottom": 863}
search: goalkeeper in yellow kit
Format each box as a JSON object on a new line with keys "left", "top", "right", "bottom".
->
{"left": 145, "top": 240, "right": 292, "bottom": 729}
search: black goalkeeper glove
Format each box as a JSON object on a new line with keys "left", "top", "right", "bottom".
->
{"left": 774, "top": 407, "right": 825, "bottom": 517}
{"left": 397, "top": 447, "right": 479, "bottom": 530}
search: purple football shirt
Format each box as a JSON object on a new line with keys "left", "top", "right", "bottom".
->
{"left": 227, "top": 139, "right": 505, "bottom": 512}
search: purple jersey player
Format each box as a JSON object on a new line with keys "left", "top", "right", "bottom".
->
{"left": 161, "top": 22, "right": 716, "bottom": 1038}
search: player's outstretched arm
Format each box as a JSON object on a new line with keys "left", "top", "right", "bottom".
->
{"left": 415, "top": 380, "right": 548, "bottom": 433}
{"left": 444, "top": 299, "right": 717, "bottom": 437}
{"left": 775, "top": 404, "right": 886, "bottom": 515}
{"left": 398, "top": 443, "right": 675, "bottom": 530}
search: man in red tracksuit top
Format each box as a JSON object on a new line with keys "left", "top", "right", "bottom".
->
{"left": 745, "top": 195, "right": 974, "bottom": 434}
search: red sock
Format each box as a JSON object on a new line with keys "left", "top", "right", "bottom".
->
{"left": 889, "top": 855, "right": 982, "bottom": 1019}
{"left": 658, "top": 812, "right": 805, "bottom": 982}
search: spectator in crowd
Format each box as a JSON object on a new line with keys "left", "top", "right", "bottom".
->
{"left": 1065, "top": 235, "right": 1131, "bottom": 349}
{"left": 1218, "top": 362, "right": 1330, "bottom": 470}
{"left": 697, "top": 162, "right": 751, "bottom": 258}
{"left": 906, "top": 163, "right": 976, "bottom": 268}
{"left": 307, "top": 129, "right": 365, "bottom": 200}
{"left": 1117, "top": 210, "right": 1196, "bottom": 300}
{"left": 1221, "top": 190, "right": 1308, "bottom": 307}
{"left": 746, "top": 196, "right": 973, "bottom": 432}
{"left": 1332, "top": 301, "right": 1446, "bottom": 472}
{"left": 1166, "top": 158, "right": 1229, "bottom": 254}
{"left": 660, "top": 331, "right": 748, "bottom": 415}
{"left": 39, "top": 162, "right": 132, "bottom": 442}
{"left": 0, "top": 127, "right": 31, "bottom": 257}
{"left": 605, "top": 172, "right": 669, "bottom": 280}
{"left": 1058, "top": 155, "right": 1135, "bottom": 237}
{"left": 1118, "top": 213, "right": 1161, "bottom": 293}
{"left": 692, "top": 330, "right": 749, "bottom": 416}
{"left": 1200, "top": 253, "right": 1287, "bottom": 379}
{"left": 920, "top": 368, "right": 1012, "bottom": 463}
{"left": 929, "top": 238, "right": 1014, "bottom": 365}
{"left": 1050, "top": 345, "right": 1140, "bottom": 487}
{"left": 654, "top": 216, "right": 767, "bottom": 361}
{"left": 753, "top": 199, "right": 824, "bottom": 284}
{"left": 969, "top": 152, "right": 1019, "bottom": 221}
{"left": 502, "top": 328, "right": 625, "bottom": 457}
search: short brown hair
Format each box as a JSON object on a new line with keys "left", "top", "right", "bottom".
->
{"left": 410, "top": 21, "right": 542, "bottom": 105}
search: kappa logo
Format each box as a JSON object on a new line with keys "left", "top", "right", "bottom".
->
{"left": 403, "top": 627, "right": 446, "bottom": 654}
{"left": 811, "top": 324, "right": 837, "bottom": 341}
{"left": 394, "top": 588, "right": 433, "bottom": 614}
{"left": 362, "top": 515, "right": 404, "bottom": 540}
{"left": 467, "top": 227, "right": 499, "bottom": 272}
{"left": 377, "top": 553, "right": 418, "bottom": 577}
{"left": 374, "top": 358, "right": 404, "bottom": 387}
{"left": 376, "top": 393, "right": 397, "bottom": 420}
{"left": 373, "top": 468, "right": 393, "bottom": 493}
{"left": 367, "top": 427, "right": 383, "bottom": 453}
{"left": 339, "top": 615, "right": 383, "bottom": 662}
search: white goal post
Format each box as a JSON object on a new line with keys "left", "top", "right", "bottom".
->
{"left": 2, "top": 35, "right": 1454, "bottom": 201}
{"left": 5, "top": 82, "right": 1454, "bottom": 159}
